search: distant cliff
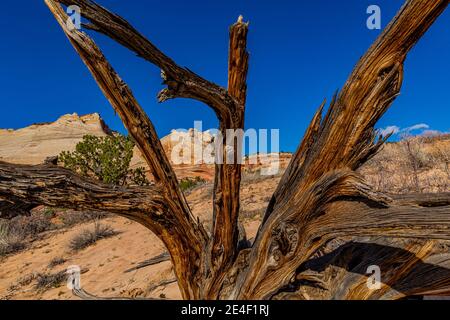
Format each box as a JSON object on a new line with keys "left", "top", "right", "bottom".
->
{"left": 0, "top": 113, "right": 110, "bottom": 165}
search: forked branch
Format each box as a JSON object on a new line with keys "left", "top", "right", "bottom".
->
{"left": 209, "top": 18, "right": 249, "bottom": 281}
{"left": 55, "top": 0, "right": 241, "bottom": 122}
{"left": 237, "top": 169, "right": 450, "bottom": 299}
{"left": 45, "top": 0, "right": 253, "bottom": 299}
{"left": 237, "top": 0, "right": 449, "bottom": 299}
{"left": 266, "top": 0, "right": 449, "bottom": 222}
{"left": 45, "top": 0, "right": 207, "bottom": 299}
{"left": 2, "top": 0, "right": 446, "bottom": 301}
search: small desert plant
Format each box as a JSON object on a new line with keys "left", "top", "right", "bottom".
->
{"left": 400, "top": 135, "right": 425, "bottom": 192}
{"left": 59, "top": 211, "right": 105, "bottom": 227}
{"left": 179, "top": 176, "right": 206, "bottom": 192}
{"left": 17, "top": 273, "right": 36, "bottom": 287}
{"left": 48, "top": 257, "right": 67, "bottom": 268}
{"left": 0, "top": 211, "right": 57, "bottom": 256}
{"left": 35, "top": 270, "right": 67, "bottom": 291}
{"left": 43, "top": 208, "right": 56, "bottom": 219}
{"left": 239, "top": 208, "right": 264, "bottom": 221}
{"left": 8, "top": 212, "right": 55, "bottom": 238}
{"left": 432, "top": 145, "right": 450, "bottom": 179}
{"left": 0, "top": 221, "right": 26, "bottom": 256}
{"left": 69, "top": 222, "right": 119, "bottom": 251}
{"left": 8, "top": 273, "right": 36, "bottom": 292}
{"left": 128, "top": 167, "right": 149, "bottom": 186}
{"left": 59, "top": 134, "right": 149, "bottom": 186}
{"left": 242, "top": 169, "right": 263, "bottom": 182}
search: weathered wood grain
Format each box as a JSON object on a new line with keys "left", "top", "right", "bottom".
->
{"left": 45, "top": 0, "right": 208, "bottom": 299}
{"left": 0, "top": 0, "right": 448, "bottom": 300}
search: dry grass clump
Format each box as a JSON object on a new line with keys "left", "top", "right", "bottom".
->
{"left": 0, "top": 221, "right": 26, "bottom": 256}
{"left": 0, "top": 210, "right": 57, "bottom": 256}
{"left": 35, "top": 270, "right": 67, "bottom": 291}
{"left": 239, "top": 208, "right": 264, "bottom": 221}
{"left": 69, "top": 221, "right": 119, "bottom": 251}
{"left": 360, "top": 134, "right": 450, "bottom": 194}
{"left": 59, "top": 210, "right": 105, "bottom": 227}
{"left": 48, "top": 257, "right": 67, "bottom": 268}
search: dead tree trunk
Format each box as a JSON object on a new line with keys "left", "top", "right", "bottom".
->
{"left": 1, "top": 0, "right": 449, "bottom": 300}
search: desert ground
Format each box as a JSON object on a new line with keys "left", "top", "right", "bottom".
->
{"left": 0, "top": 170, "right": 280, "bottom": 300}
{"left": 0, "top": 114, "right": 448, "bottom": 299}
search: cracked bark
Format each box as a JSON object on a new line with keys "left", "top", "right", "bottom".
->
{"left": 0, "top": 0, "right": 448, "bottom": 300}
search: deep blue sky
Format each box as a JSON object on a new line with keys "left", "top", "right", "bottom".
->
{"left": 1, "top": 0, "right": 449, "bottom": 152}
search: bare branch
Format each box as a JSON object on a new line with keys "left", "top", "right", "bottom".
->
{"left": 227, "top": 17, "right": 249, "bottom": 107}
{"left": 147, "top": 278, "right": 178, "bottom": 293}
{"left": 238, "top": 169, "right": 450, "bottom": 298}
{"left": 45, "top": 0, "right": 208, "bottom": 299}
{"left": 124, "top": 252, "right": 171, "bottom": 273}
{"left": 55, "top": 0, "right": 240, "bottom": 121}
{"left": 236, "top": 0, "right": 449, "bottom": 299}
{"left": 0, "top": 161, "right": 165, "bottom": 222}
{"left": 209, "top": 18, "right": 249, "bottom": 279}
{"left": 51, "top": 1, "right": 250, "bottom": 285}
{"left": 264, "top": 0, "right": 448, "bottom": 223}
{"left": 45, "top": 0, "right": 191, "bottom": 216}
{"left": 22, "top": 0, "right": 447, "bottom": 301}
{"left": 292, "top": 238, "right": 450, "bottom": 300}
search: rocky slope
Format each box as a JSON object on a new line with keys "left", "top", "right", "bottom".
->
{"left": 0, "top": 113, "right": 217, "bottom": 179}
{"left": 0, "top": 114, "right": 448, "bottom": 300}
{"left": 0, "top": 112, "right": 447, "bottom": 192}
{"left": 0, "top": 113, "right": 110, "bottom": 165}
{"left": 0, "top": 113, "right": 290, "bottom": 181}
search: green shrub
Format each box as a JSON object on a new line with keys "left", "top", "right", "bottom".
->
{"left": 59, "top": 134, "right": 149, "bottom": 186}
{"left": 43, "top": 208, "right": 55, "bottom": 219}
{"left": 179, "top": 176, "right": 206, "bottom": 192}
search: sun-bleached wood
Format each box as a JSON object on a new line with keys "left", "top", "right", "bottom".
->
{"left": 0, "top": 0, "right": 448, "bottom": 300}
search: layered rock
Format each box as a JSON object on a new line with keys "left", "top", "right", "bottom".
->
{"left": 0, "top": 113, "right": 110, "bottom": 165}
{"left": 0, "top": 114, "right": 289, "bottom": 181}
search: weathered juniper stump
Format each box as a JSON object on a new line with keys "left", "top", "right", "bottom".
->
{"left": 0, "top": 0, "right": 449, "bottom": 299}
